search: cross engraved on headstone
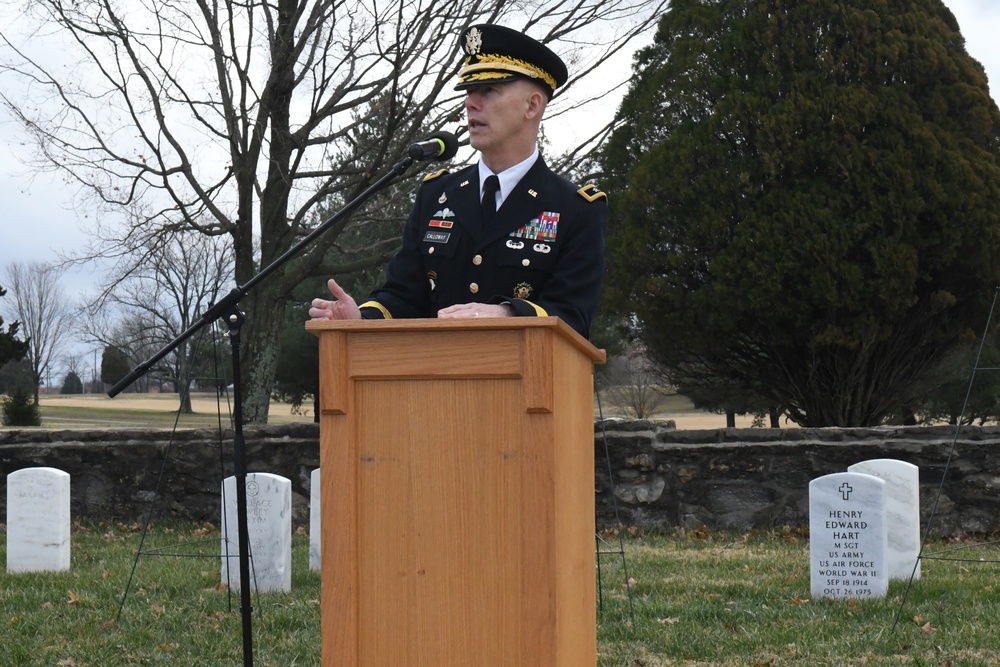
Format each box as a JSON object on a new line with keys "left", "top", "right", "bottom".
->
{"left": 839, "top": 482, "right": 853, "bottom": 500}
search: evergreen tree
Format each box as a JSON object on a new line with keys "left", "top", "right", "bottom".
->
{"left": 100, "top": 345, "right": 132, "bottom": 389}
{"left": 601, "top": 0, "right": 1000, "bottom": 426}
{"left": 0, "top": 285, "right": 29, "bottom": 368}
{"left": 61, "top": 371, "right": 84, "bottom": 395}
{"left": 273, "top": 297, "right": 321, "bottom": 422}
{"left": 1, "top": 384, "right": 41, "bottom": 426}
{"left": 0, "top": 359, "right": 33, "bottom": 395}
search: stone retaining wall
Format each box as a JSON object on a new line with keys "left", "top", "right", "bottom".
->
{"left": 1, "top": 421, "right": 997, "bottom": 535}
{"left": 0, "top": 425, "right": 320, "bottom": 525}
{"left": 596, "top": 420, "right": 1000, "bottom": 535}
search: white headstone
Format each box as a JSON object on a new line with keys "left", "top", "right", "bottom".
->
{"left": 809, "top": 472, "right": 888, "bottom": 600}
{"left": 6, "top": 467, "right": 72, "bottom": 573}
{"left": 309, "top": 468, "right": 321, "bottom": 571}
{"left": 848, "top": 459, "right": 920, "bottom": 580}
{"left": 221, "top": 472, "right": 292, "bottom": 593}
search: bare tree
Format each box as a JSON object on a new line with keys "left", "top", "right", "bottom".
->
{"left": 89, "top": 314, "right": 165, "bottom": 395}
{"left": 1, "top": 262, "right": 73, "bottom": 403}
{"left": 600, "top": 341, "right": 667, "bottom": 419}
{"left": 84, "top": 233, "right": 234, "bottom": 413}
{"left": 0, "top": 0, "right": 666, "bottom": 422}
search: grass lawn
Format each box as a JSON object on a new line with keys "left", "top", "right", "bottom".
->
{"left": 1, "top": 525, "right": 999, "bottom": 666}
{"left": 26, "top": 393, "right": 314, "bottom": 430}
{"left": 22, "top": 390, "right": 752, "bottom": 431}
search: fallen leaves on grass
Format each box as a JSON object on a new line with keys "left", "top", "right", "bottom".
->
{"left": 913, "top": 614, "right": 938, "bottom": 634}
{"left": 784, "top": 566, "right": 804, "bottom": 584}
{"left": 780, "top": 526, "right": 799, "bottom": 544}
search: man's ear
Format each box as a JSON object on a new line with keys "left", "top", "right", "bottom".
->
{"left": 525, "top": 88, "right": 546, "bottom": 120}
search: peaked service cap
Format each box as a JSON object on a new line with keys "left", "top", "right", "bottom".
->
{"left": 455, "top": 24, "right": 568, "bottom": 96}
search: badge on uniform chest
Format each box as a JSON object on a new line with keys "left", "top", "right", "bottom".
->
{"left": 424, "top": 230, "right": 450, "bottom": 243}
{"left": 510, "top": 211, "right": 559, "bottom": 241}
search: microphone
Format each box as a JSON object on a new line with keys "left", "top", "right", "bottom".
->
{"left": 408, "top": 131, "right": 459, "bottom": 161}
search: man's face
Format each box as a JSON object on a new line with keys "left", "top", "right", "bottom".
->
{"left": 464, "top": 79, "right": 541, "bottom": 157}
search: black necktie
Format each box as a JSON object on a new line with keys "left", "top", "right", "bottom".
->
{"left": 482, "top": 174, "right": 500, "bottom": 223}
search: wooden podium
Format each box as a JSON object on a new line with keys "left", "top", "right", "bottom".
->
{"left": 306, "top": 317, "right": 605, "bottom": 667}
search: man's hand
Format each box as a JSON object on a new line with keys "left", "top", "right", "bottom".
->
{"left": 437, "top": 302, "right": 514, "bottom": 319}
{"left": 309, "top": 278, "right": 362, "bottom": 320}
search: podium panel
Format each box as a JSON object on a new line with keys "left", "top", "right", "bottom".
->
{"left": 307, "top": 318, "right": 604, "bottom": 667}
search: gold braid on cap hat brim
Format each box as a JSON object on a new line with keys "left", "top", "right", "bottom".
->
{"left": 459, "top": 54, "right": 558, "bottom": 91}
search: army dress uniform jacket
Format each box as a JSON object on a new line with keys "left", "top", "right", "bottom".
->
{"left": 359, "top": 158, "right": 607, "bottom": 339}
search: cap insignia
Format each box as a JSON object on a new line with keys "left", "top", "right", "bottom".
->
{"left": 466, "top": 27, "right": 483, "bottom": 55}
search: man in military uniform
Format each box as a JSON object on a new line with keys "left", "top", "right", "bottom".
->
{"left": 309, "top": 23, "right": 607, "bottom": 338}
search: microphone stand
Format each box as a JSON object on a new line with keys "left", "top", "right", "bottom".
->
{"left": 108, "top": 154, "right": 421, "bottom": 667}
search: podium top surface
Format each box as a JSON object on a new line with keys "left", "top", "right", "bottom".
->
{"left": 305, "top": 316, "right": 605, "bottom": 364}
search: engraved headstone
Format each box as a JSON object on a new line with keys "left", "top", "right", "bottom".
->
{"left": 221, "top": 472, "right": 292, "bottom": 592}
{"left": 6, "top": 467, "right": 72, "bottom": 573}
{"left": 309, "top": 468, "right": 321, "bottom": 571}
{"left": 809, "top": 472, "right": 888, "bottom": 599}
{"left": 848, "top": 459, "right": 920, "bottom": 580}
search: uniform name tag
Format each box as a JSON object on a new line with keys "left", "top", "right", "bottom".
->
{"left": 424, "top": 230, "right": 451, "bottom": 243}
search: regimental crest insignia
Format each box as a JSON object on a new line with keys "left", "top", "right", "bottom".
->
{"left": 465, "top": 27, "right": 483, "bottom": 55}
{"left": 513, "top": 282, "right": 533, "bottom": 300}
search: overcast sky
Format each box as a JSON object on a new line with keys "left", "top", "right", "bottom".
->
{"left": 1, "top": 0, "right": 998, "bottom": 302}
